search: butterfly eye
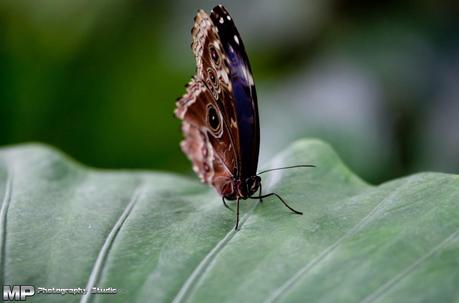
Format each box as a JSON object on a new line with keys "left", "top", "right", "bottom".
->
{"left": 209, "top": 45, "right": 220, "bottom": 66}
{"left": 207, "top": 105, "right": 220, "bottom": 132}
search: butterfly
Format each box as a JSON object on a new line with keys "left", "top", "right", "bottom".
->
{"left": 174, "top": 5, "right": 313, "bottom": 230}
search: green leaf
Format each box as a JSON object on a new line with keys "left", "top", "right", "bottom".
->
{"left": 0, "top": 140, "right": 458, "bottom": 303}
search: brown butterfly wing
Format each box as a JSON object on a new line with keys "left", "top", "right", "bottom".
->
{"left": 175, "top": 10, "right": 240, "bottom": 198}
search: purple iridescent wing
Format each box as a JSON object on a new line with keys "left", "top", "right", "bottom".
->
{"left": 210, "top": 5, "right": 260, "bottom": 181}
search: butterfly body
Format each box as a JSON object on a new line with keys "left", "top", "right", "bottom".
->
{"left": 175, "top": 5, "right": 303, "bottom": 229}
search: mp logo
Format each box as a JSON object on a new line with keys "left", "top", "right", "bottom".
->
{"left": 3, "top": 285, "right": 35, "bottom": 301}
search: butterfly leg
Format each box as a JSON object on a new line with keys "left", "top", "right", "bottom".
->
{"left": 250, "top": 193, "right": 303, "bottom": 215}
{"left": 222, "top": 197, "right": 233, "bottom": 212}
{"left": 258, "top": 183, "right": 263, "bottom": 203}
{"left": 235, "top": 197, "right": 240, "bottom": 230}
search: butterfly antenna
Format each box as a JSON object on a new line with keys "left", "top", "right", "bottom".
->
{"left": 257, "top": 164, "right": 315, "bottom": 175}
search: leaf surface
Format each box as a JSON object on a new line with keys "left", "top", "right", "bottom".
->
{"left": 0, "top": 140, "right": 458, "bottom": 303}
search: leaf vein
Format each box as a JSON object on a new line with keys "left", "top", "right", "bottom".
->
{"left": 172, "top": 200, "right": 259, "bottom": 303}
{"left": 0, "top": 171, "right": 13, "bottom": 286}
{"left": 264, "top": 180, "right": 416, "bottom": 303}
{"left": 80, "top": 179, "right": 145, "bottom": 303}
{"left": 360, "top": 228, "right": 459, "bottom": 303}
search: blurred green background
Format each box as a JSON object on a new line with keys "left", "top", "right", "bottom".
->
{"left": 0, "top": 0, "right": 457, "bottom": 184}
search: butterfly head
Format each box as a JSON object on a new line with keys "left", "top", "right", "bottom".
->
{"left": 246, "top": 175, "right": 261, "bottom": 197}
{"left": 233, "top": 175, "right": 261, "bottom": 199}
